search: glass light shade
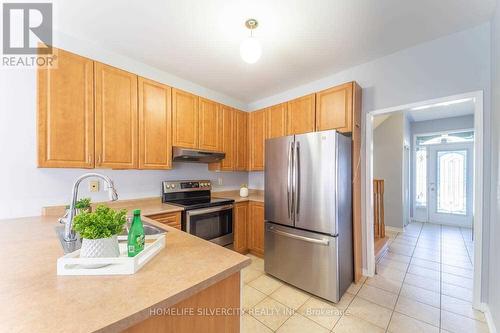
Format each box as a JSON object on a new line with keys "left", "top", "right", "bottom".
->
{"left": 240, "top": 36, "right": 262, "bottom": 64}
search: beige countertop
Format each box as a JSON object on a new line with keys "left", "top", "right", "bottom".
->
{"left": 0, "top": 209, "right": 250, "bottom": 332}
{"left": 212, "top": 189, "right": 264, "bottom": 203}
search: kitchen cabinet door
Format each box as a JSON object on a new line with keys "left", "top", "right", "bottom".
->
{"left": 233, "top": 202, "right": 249, "bottom": 253}
{"left": 249, "top": 109, "right": 266, "bottom": 171}
{"left": 249, "top": 201, "right": 265, "bottom": 256}
{"left": 266, "top": 103, "right": 287, "bottom": 139}
{"left": 286, "top": 94, "right": 316, "bottom": 135}
{"left": 94, "top": 62, "right": 138, "bottom": 169}
{"left": 138, "top": 77, "right": 172, "bottom": 170}
{"left": 38, "top": 48, "right": 94, "bottom": 168}
{"left": 316, "top": 82, "right": 353, "bottom": 133}
{"left": 219, "top": 106, "right": 235, "bottom": 170}
{"left": 234, "top": 110, "right": 249, "bottom": 171}
{"left": 146, "top": 212, "right": 181, "bottom": 229}
{"left": 172, "top": 88, "right": 199, "bottom": 149}
{"left": 198, "top": 98, "right": 222, "bottom": 152}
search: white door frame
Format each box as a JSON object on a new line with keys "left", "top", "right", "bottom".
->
{"left": 364, "top": 91, "right": 484, "bottom": 310}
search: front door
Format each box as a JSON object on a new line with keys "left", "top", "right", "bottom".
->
{"left": 428, "top": 143, "right": 473, "bottom": 226}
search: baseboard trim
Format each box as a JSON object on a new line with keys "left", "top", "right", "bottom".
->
{"left": 385, "top": 226, "right": 404, "bottom": 233}
{"left": 483, "top": 303, "right": 498, "bottom": 333}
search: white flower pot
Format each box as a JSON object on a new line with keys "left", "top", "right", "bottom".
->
{"left": 240, "top": 187, "right": 249, "bottom": 198}
{"left": 80, "top": 235, "right": 120, "bottom": 258}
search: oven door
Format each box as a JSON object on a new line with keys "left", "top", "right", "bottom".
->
{"left": 185, "top": 205, "right": 233, "bottom": 246}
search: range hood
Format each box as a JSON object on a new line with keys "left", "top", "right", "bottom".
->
{"left": 172, "top": 147, "right": 225, "bottom": 163}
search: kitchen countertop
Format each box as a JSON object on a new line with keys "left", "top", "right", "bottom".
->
{"left": 0, "top": 212, "right": 250, "bottom": 332}
{"left": 212, "top": 189, "right": 264, "bottom": 203}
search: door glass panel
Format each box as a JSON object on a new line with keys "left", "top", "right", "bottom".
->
{"left": 189, "top": 210, "right": 232, "bottom": 240}
{"left": 415, "top": 147, "right": 427, "bottom": 207}
{"left": 437, "top": 150, "right": 467, "bottom": 215}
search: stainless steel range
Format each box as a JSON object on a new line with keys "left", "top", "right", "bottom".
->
{"left": 161, "top": 180, "right": 234, "bottom": 246}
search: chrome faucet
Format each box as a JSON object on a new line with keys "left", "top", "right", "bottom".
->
{"left": 62, "top": 173, "right": 119, "bottom": 241}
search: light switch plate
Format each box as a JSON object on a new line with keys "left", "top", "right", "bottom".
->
{"left": 89, "top": 180, "right": 99, "bottom": 192}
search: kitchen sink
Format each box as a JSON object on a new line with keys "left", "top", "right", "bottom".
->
{"left": 56, "top": 220, "right": 167, "bottom": 254}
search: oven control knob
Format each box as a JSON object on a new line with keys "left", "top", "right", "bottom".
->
{"left": 171, "top": 184, "right": 176, "bottom": 189}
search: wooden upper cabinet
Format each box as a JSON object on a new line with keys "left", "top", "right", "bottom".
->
{"left": 138, "top": 77, "right": 172, "bottom": 170}
{"left": 198, "top": 98, "right": 222, "bottom": 151}
{"left": 249, "top": 109, "right": 266, "bottom": 171}
{"left": 172, "top": 88, "right": 199, "bottom": 149}
{"left": 316, "top": 82, "right": 353, "bottom": 133}
{"left": 94, "top": 62, "right": 138, "bottom": 169}
{"left": 266, "top": 103, "right": 287, "bottom": 139}
{"left": 286, "top": 94, "right": 316, "bottom": 135}
{"left": 219, "top": 106, "right": 235, "bottom": 170}
{"left": 38, "top": 48, "right": 94, "bottom": 168}
{"left": 234, "top": 110, "right": 249, "bottom": 171}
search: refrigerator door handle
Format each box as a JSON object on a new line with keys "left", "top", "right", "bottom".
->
{"left": 268, "top": 225, "right": 329, "bottom": 245}
{"left": 294, "top": 141, "right": 300, "bottom": 216}
{"left": 287, "top": 141, "right": 294, "bottom": 219}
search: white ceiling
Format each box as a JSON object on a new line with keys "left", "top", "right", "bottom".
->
{"left": 405, "top": 99, "right": 475, "bottom": 122}
{"left": 53, "top": 0, "right": 495, "bottom": 104}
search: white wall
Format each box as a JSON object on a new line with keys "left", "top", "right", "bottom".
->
{"left": 0, "top": 37, "right": 249, "bottom": 220}
{"left": 373, "top": 113, "right": 405, "bottom": 229}
{"left": 488, "top": 1, "right": 500, "bottom": 329}
{"left": 246, "top": 23, "right": 491, "bottom": 292}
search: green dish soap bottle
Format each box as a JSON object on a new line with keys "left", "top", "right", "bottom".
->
{"left": 128, "top": 209, "right": 145, "bottom": 257}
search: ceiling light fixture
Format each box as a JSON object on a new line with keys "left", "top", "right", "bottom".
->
{"left": 240, "top": 19, "right": 261, "bottom": 64}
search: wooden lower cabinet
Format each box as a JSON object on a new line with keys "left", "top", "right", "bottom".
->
{"left": 248, "top": 201, "right": 265, "bottom": 257}
{"left": 146, "top": 212, "right": 181, "bottom": 230}
{"left": 233, "top": 202, "right": 248, "bottom": 253}
{"left": 124, "top": 272, "right": 240, "bottom": 333}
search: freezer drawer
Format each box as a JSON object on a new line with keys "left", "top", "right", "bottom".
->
{"left": 264, "top": 222, "right": 341, "bottom": 302}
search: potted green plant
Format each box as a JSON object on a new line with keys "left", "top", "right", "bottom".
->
{"left": 72, "top": 205, "right": 127, "bottom": 258}
{"left": 65, "top": 197, "right": 92, "bottom": 216}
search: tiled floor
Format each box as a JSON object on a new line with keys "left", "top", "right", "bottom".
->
{"left": 241, "top": 222, "right": 488, "bottom": 332}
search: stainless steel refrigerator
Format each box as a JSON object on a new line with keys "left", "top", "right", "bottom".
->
{"left": 264, "top": 130, "right": 353, "bottom": 303}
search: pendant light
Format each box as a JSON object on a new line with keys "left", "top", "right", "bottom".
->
{"left": 240, "top": 19, "right": 261, "bottom": 64}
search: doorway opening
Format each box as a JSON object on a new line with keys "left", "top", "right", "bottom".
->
{"left": 365, "top": 91, "right": 484, "bottom": 314}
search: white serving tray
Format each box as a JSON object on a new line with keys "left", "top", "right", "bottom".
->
{"left": 57, "top": 234, "right": 165, "bottom": 276}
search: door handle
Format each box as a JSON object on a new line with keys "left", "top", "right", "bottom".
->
{"left": 268, "top": 226, "right": 329, "bottom": 245}
{"left": 287, "top": 142, "right": 294, "bottom": 219}
{"left": 294, "top": 142, "right": 300, "bottom": 217}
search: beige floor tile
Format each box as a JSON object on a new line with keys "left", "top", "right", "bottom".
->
{"left": 388, "top": 311, "right": 439, "bottom": 333}
{"left": 442, "top": 273, "right": 473, "bottom": 289}
{"left": 270, "top": 284, "right": 310, "bottom": 310}
{"left": 248, "top": 256, "right": 265, "bottom": 272}
{"left": 441, "top": 295, "right": 485, "bottom": 322}
{"left": 251, "top": 297, "right": 293, "bottom": 331}
{"left": 412, "top": 251, "right": 441, "bottom": 263}
{"left": 441, "top": 310, "right": 489, "bottom": 333}
{"left": 378, "top": 257, "right": 409, "bottom": 272}
{"left": 242, "top": 285, "right": 267, "bottom": 310}
{"left": 248, "top": 274, "right": 284, "bottom": 295}
{"left": 404, "top": 273, "right": 441, "bottom": 293}
{"left": 346, "top": 297, "right": 393, "bottom": 329}
{"left": 408, "top": 265, "right": 441, "bottom": 280}
{"left": 441, "top": 283, "right": 473, "bottom": 302}
{"left": 400, "top": 284, "right": 440, "bottom": 308}
{"left": 389, "top": 243, "right": 415, "bottom": 256}
{"left": 383, "top": 252, "right": 412, "bottom": 263}
{"left": 241, "top": 313, "right": 273, "bottom": 333}
{"left": 411, "top": 257, "right": 441, "bottom": 271}
{"left": 242, "top": 267, "right": 263, "bottom": 283}
{"left": 365, "top": 274, "right": 402, "bottom": 294}
{"left": 298, "top": 296, "right": 343, "bottom": 330}
{"left": 395, "top": 296, "right": 440, "bottom": 327}
{"left": 332, "top": 314, "right": 385, "bottom": 333}
{"left": 346, "top": 281, "right": 363, "bottom": 295}
{"left": 441, "top": 265, "right": 473, "bottom": 279}
{"left": 377, "top": 264, "right": 407, "bottom": 282}
{"left": 357, "top": 284, "right": 398, "bottom": 309}
{"left": 336, "top": 292, "right": 355, "bottom": 310}
{"left": 276, "top": 313, "right": 330, "bottom": 333}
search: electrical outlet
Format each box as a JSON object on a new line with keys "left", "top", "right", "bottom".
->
{"left": 217, "top": 177, "right": 223, "bottom": 186}
{"left": 89, "top": 180, "right": 100, "bottom": 192}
